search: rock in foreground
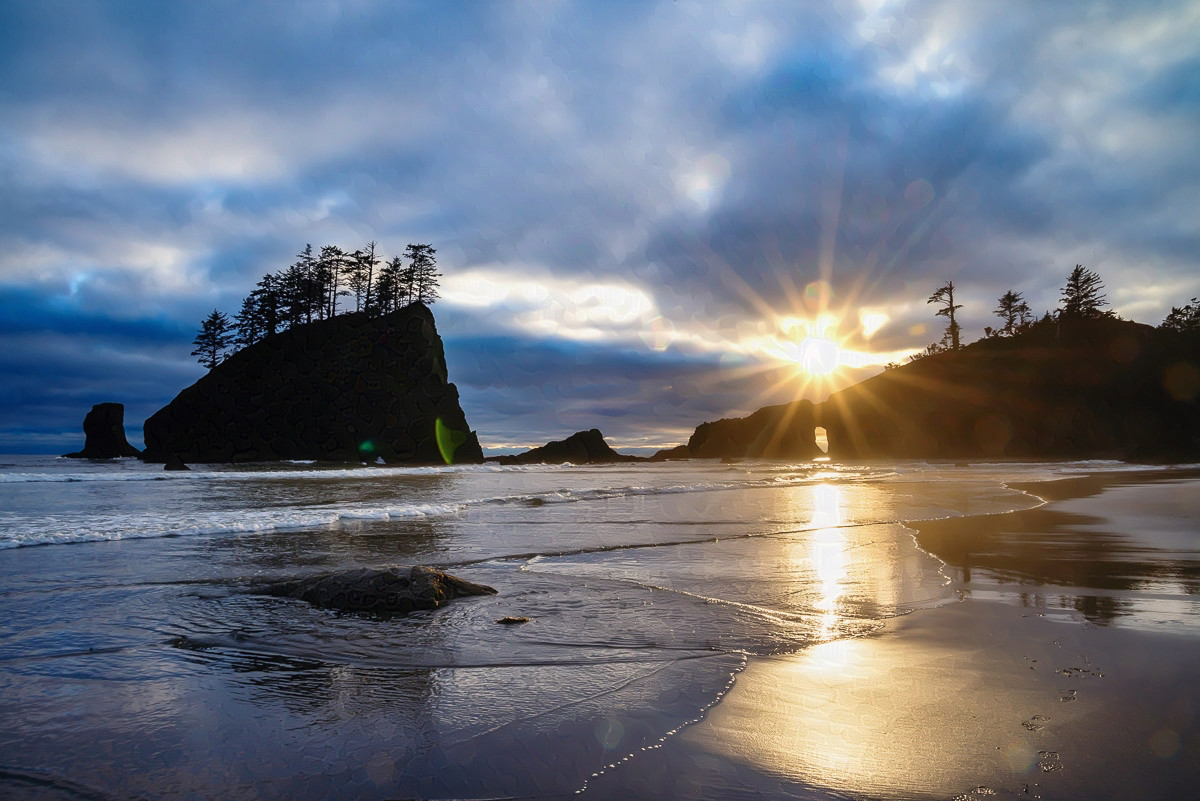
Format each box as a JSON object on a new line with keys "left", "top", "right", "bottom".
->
{"left": 63, "top": 403, "right": 142, "bottom": 459}
{"left": 253, "top": 565, "right": 497, "bottom": 616}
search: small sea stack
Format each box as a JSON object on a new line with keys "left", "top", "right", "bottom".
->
{"left": 492, "top": 429, "right": 640, "bottom": 465}
{"left": 62, "top": 403, "right": 142, "bottom": 459}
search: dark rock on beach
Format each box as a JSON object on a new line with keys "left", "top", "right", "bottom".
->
{"left": 492, "top": 428, "right": 640, "bottom": 465}
{"left": 63, "top": 403, "right": 142, "bottom": 459}
{"left": 252, "top": 565, "right": 497, "bottom": 616}
{"left": 142, "top": 303, "right": 483, "bottom": 464}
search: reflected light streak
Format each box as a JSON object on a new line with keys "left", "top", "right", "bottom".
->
{"left": 810, "top": 484, "right": 847, "bottom": 640}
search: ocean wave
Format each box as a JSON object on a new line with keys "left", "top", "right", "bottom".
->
{"left": 0, "top": 501, "right": 464, "bottom": 549}
{"left": 0, "top": 461, "right": 579, "bottom": 484}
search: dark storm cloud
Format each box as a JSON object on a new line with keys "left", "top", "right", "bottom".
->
{"left": 2, "top": 0, "right": 1197, "bottom": 451}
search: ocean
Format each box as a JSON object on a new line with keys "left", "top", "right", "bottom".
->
{"left": 0, "top": 455, "right": 1195, "bottom": 800}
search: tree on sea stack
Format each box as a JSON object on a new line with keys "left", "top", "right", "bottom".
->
{"left": 927, "top": 281, "right": 963, "bottom": 350}
{"left": 192, "top": 309, "right": 233, "bottom": 369}
{"left": 405, "top": 243, "right": 441, "bottom": 304}
{"left": 1058, "top": 265, "right": 1109, "bottom": 320}
{"left": 994, "top": 290, "right": 1032, "bottom": 336}
{"left": 1160, "top": 297, "right": 1200, "bottom": 334}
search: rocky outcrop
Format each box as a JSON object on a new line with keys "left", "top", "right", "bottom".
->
{"left": 252, "top": 565, "right": 497, "bottom": 616}
{"left": 142, "top": 303, "right": 483, "bottom": 464}
{"left": 648, "top": 444, "right": 691, "bottom": 461}
{"left": 685, "top": 400, "right": 822, "bottom": 460}
{"left": 818, "top": 317, "right": 1200, "bottom": 460}
{"left": 492, "top": 429, "right": 640, "bottom": 465}
{"left": 665, "top": 317, "right": 1200, "bottom": 462}
{"left": 63, "top": 403, "right": 142, "bottom": 459}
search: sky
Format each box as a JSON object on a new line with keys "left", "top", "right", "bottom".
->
{"left": 2, "top": 0, "right": 1198, "bottom": 454}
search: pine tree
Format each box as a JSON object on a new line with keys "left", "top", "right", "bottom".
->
{"left": 406, "top": 243, "right": 441, "bottom": 304}
{"left": 252, "top": 274, "right": 282, "bottom": 335}
{"left": 1059, "top": 265, "right": 1109, "bottom": 319}
{"left": 373, "top": 255, "right": 403, "bottom": 314}
{"left": 232, "top": 295, "right": 262, "bottom": 350}
{"left": 927, "top": 281, "right": 963, "bottom": 350}
{"left": 191, "top": 309, "right": 233, "bottom": 369}
{"left": 361, "top": 241, "right": 379, "bottom": 312}
{"left": 1161, "top": 298, "right": 1200, "bottom": 334}
{"left": 318, "top": 245, "right": 348, "bottom": 317}
{"left": 994, "top": 290, "right": 1032, "bottom": 336}
{"left": 295, "top": 244, "right": 319, "bottom": 324}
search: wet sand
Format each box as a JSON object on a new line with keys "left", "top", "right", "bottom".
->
{"left": 591, "top": 469, "right": 1200, "bottom": 800}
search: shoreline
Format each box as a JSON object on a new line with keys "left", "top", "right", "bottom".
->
{"left": 589, "top": 467, "right": 1200, "bottom": 799}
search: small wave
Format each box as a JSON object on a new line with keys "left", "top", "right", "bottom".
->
{"left": 0, "top": 501, "right": 464, "bottom": 549}
{"left": 0, "top": 461, "right": 577, "bottom": 484}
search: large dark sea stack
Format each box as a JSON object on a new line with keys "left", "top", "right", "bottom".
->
{"left": 818, "top": 317, "right": 1200, "bottom": 460}
{"left": 496, "top": 429, "right": 639, "bottom": 464}
{"left": 63, "top": 402, "right": 142, "bottom": 458}
{"left": 255, "top": 565, "right": 497, "bottom": 616}
{"left": 664, "top": 317, "right": 1200, "bottom": 462}
{"left": 686, "top": 400, "right": 822, "bottom": 459}
{"left": 142, "top": 303, "right": 483, "bottom": 464}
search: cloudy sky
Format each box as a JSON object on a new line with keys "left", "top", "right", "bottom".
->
{"left": 2, "top": 0, "right": 1197, "bottom": 454}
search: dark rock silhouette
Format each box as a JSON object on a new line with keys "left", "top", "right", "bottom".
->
{"left": 142, "top": 303, "right": 483, "bottom": 464}
{"left": 493, "top": 429, "right": 639, "bottom": 464}
{"left": 819, "top": 317, "right": 1200, "bottom": 460}
{"left": 666, "top": 317, "right": 1200, "bottom": 461}
{"left": 686, "top": 400, "right": 822, "bottom": 460}
{"left": 63, "top": 403, "right": 142, "bottom": 459}
{"left": 163, "top": 456, "right": 190, "bottom": 471}
{"left": 253, "top": 565, "right": 497, "bottom": 616}
{"left": 648, "top": 444, "right": 691, "bottom": 461}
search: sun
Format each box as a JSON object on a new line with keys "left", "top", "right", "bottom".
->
{"left": 796, "top": 335, "right": 841, "bottom": 375}
{"left": 770, "top": 314, "right": 845, "bottom": 377}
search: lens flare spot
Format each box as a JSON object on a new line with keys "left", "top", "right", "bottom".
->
{"left": 435, "top": 418, "right": 468, "bottom": 465}
{"left": 804, "top": 280, "right": 833, "bottom": 312}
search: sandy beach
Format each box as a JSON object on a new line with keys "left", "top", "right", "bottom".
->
{"left": 592, "top": 469, "right": 1200, "bottom": 800}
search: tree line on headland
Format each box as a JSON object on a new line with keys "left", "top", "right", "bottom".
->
{"left": 907, "top": 264, "right": 1200, "bottom": 366}
{"left": 192, "top": 242, "right": 440, "bottom": 368}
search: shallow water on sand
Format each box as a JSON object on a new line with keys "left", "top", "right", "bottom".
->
{"left": 0, "top": 456, "right": 1195, "bottom": 799}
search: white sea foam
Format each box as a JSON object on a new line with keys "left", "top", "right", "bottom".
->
{"left": 0, "top": 501, "right": 465, "bottom": 549}
{"left": 0, "top": 461, "right": 573, "bottom": 484}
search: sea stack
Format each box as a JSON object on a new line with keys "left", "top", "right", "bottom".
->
{"left": 493, "top": 429, "right": 639, "bottom": 464}
{"left": 63, "top": 403, "right": 143, "bottom": 459}
{"left": 142, "top": 303, "right": 483, "bottom": 464}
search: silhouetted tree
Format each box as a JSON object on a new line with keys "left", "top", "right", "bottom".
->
{"left": 373, "top": 255, "right": 404, "bottom": 314}
{"left": 994, "top": 290, "right": 1032, "bottom": 336}
{"left": 318, "top": 245, "right": 349, "bottom": 317}
{"left": 251, "top": 274, "right": 282, "bottom": 336}
{"left": 1059, "top": 265, "right": 1109, "bottom": 319}
{"left": 192, "top": 309, "right": 233, "bottom": 369}
{"left": 349, "top": 241, "right": 379, "bottom": 313}
{"left": 927, "top": 281, "right": 963, "bottom": 350}
{"left": 232, "top": 295, "right": 263, "bottom": 349}
{"left": 278, "top": 263, "right": 311, "bottom": 328}
{"left": 406, "top": 243, "right": 441, "bottom": 304}
{"left": 295, "top": 244, "right": 319, "bottom": 323}
{"left": 1161, "top": 297, "right": 1200, "bottom": 334}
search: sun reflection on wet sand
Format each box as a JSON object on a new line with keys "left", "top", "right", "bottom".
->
{"left": 681, "top": 603, "right": 1088, "bottom": 799}
{"left": 809, "top": 483, "right": 847, "bottom": 640}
